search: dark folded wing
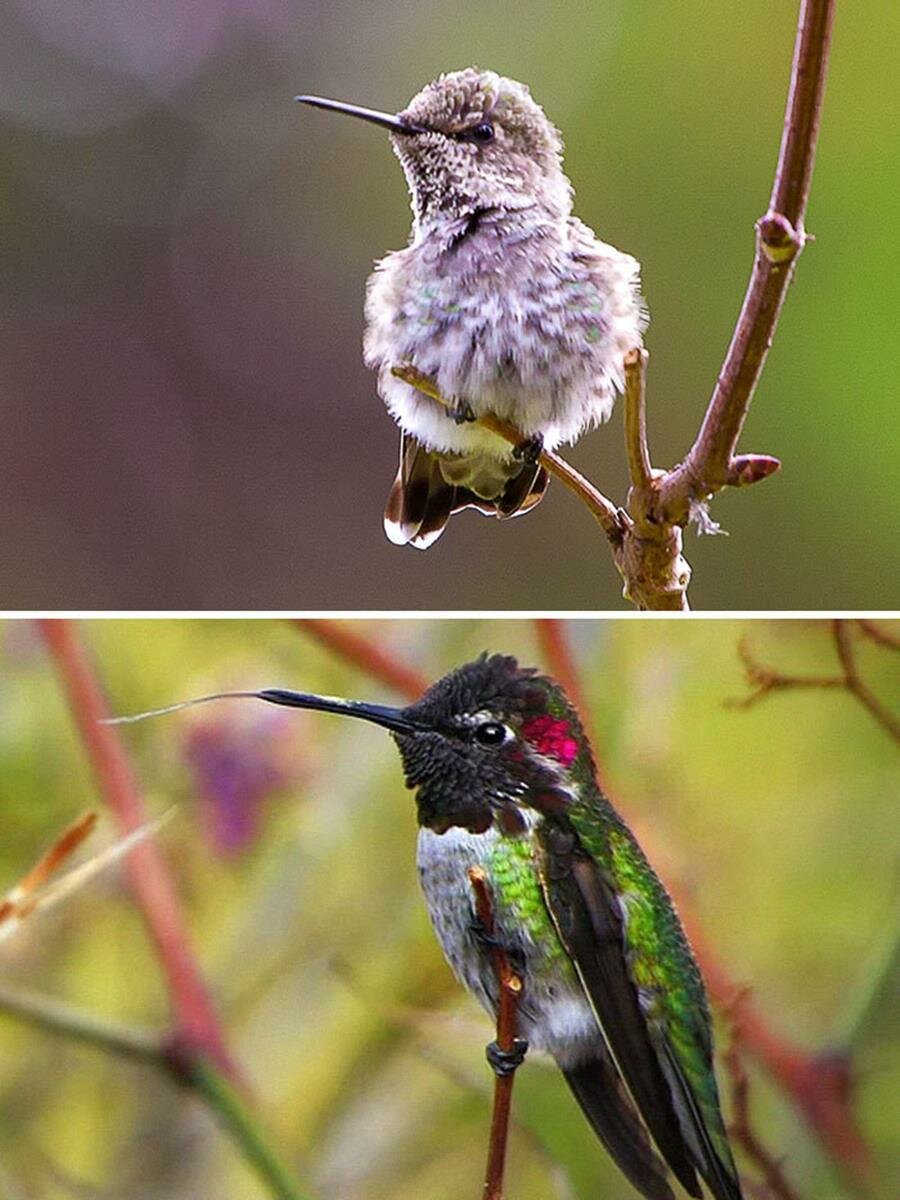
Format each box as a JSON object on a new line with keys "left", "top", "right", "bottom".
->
{"left": 536, "top": 823, "right": 702, "bottom": 1198}
{"left": 562, "top": 1047, "right": 674, "bottom": 1200}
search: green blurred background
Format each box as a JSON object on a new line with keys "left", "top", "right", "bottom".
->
{"left": 0, "top": 2, "right": 897, "bottom": 609}
{"left": 0, "top": 617, "right": 896, "bottom": 1198}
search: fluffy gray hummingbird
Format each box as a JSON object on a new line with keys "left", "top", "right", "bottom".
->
{"left": 113, "top": 655, "right": 741, "bottom": 1200}
{"left": 297, "top": 69, "right": 646, "bottom": 548}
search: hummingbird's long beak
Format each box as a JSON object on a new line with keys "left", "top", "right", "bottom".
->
{"left": 103, "top": 687, "right": 425, "bottom": 736}
{"left": 295, "top": 94, "right": 426, "bottom": 136}
{"left": 256, "top": 689, "right": 424, "bottom": 735}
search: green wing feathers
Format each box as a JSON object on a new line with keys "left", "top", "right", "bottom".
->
{"left": 540, "top": 807, "right": 743, "bottom": 1200}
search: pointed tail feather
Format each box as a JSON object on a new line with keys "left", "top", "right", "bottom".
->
{"left": 412, "top": 453, "right": 457, "bottom": 549}
{"left": 383, "top": 434, "right": 549, "bottom": 549}
{"left": 496, "top": 463, "right": 549, "bottom": 517}
{"left": 384, "top": 434, "right": 453, "bottom": 549}
{"left": 656, "top": 1040, "right": 744, "bottom": 1200}
{"left": 562, "top": 1053, "right": 674, "bottom": 1200}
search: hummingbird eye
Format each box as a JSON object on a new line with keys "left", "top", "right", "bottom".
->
{"left": 473, "top": 721, "right": 509, "bottom": 746}
{"left": 459, "top": 121, "right": 495, "bottom": 145}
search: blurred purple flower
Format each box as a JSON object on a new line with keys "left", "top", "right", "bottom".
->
{"left": 183, "top": 709, "right": 305, "bottom": 859}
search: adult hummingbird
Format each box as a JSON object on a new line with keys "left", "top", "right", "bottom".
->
{"left": 127, "top": 654, "right": 741, "bottom": 1198}
{"left": 297, "top": 69, "right": 646, "bottom": 548}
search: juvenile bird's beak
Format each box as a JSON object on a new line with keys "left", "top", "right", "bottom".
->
{"left": 295, "top": 95, "right": 426, "bottom": 136}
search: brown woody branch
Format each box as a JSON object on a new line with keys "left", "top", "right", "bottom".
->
{"left": 730, "top": 619, "right": 900, "bottom": 743}
{"left": 468, "top": 867, "right": 524, "bottom": 1200}
{"left": 620, "top": 0, "right": 835, "bottom": 608}
{"left": 618, "top": 349, "right": 693, "bottom": 610}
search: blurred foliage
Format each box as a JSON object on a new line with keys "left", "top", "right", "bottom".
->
{"left": 0, "top": 617, "right": 897, "bottom": 1198}
{"left": 0, "top": 1, "right": 897, "bottom": 608}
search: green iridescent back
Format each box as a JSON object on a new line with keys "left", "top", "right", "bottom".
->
{"left": 531, "top": 673, "right": 737, "bottom": 1178}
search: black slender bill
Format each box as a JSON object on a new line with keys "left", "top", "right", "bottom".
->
{"left": 102, "top": 688, "right": 426, "bottom": 734}
{"left": 257, "top": 689, "right": 424, "bottom": 735}
{"left": 295, "top": 95, "right": 426, "bottom": 136}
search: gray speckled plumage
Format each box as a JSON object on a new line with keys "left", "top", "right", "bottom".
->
{"left": 359, "top": 67, "right": 647, "bottom": 547}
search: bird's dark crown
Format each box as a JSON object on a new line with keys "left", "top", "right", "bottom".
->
{"left": 404, "top": 653, "right": 540, "bottom": 726}
{"left": 395, "top": 654, "right": 594, "bottom": 835}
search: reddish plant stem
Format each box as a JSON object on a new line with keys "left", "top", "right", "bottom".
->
{"left": 468, "top": 867, "right": 523, "bottom": 1200}
{"left": 730, "top": 621, "right": 899, "bottom": 744}
{"left": 831, "top": 620, "right": 900, "bottom": 742}
{"left": 296, "top": 618, "right": 428, "bottom": 699}
{"left": 856, "top": 620, "right": 900, "bottom": 651}
{"left": 771, "top": 0, "right": 834, "bottom": 231}
{"left": 533, "top": 620, "right": 591, "bottom": 731}
{"left": 724, "top": 1037, "right": 802, "bottom": 1200}
{"left": 38, "top": 619, "right": 237, "bottom": 1081}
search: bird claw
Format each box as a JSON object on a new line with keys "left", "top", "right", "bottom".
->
{"left": 513, "top": 434, "right": 543, "bottom": 464}
{"left": 469, "top": 919, "right": 527, "bottom": 977}
{"left": 468, "top": 916, "right": 501, "bottom": 948}
{"left": 486, "top": 1038, "right": 529, "bottom": 1077}
{"left": 450, "top": 399, "right": 477, "bottom": 424}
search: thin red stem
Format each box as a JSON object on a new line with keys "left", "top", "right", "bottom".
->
{"left": 771, "top": 0, "right": 835, "bottom": 226}
{"left": 469, "top": 868, "right": 523, "bottom": 1200}
{"left": 38, "top": 619, "right": 237, "bottom": 1080}
{"left": 725, "top": 1038, "right": 802, "bottom": 1200}
{"left": 832, "top": 620, "right": 900, "bottom": 743}
{"left": 295, "top": 618, "right": 428, "bottom": 700}
{"left": 533, "top": 620, "right": 591, "bottom": 730}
